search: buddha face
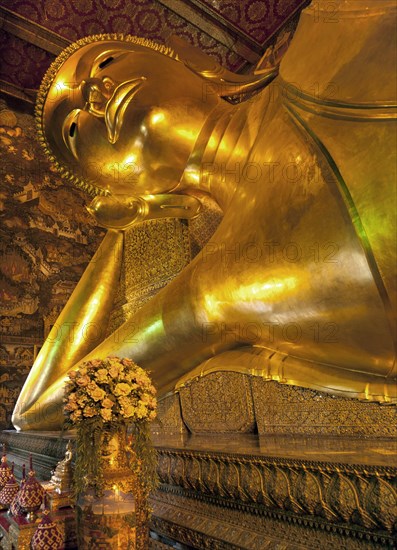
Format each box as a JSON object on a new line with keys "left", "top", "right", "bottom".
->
{"left": 41, "top": 40, "right": 219, "bottom": 195}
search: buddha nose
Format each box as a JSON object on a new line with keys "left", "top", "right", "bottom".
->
{"left": 81, "top": 77, "right": 115, "bottom": 117}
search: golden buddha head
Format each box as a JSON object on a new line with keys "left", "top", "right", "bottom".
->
{"left": 36, "top": 35, "right": 222, "bottom": 197}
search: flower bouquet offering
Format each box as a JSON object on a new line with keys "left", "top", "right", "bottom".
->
{"left": 64, "top": 357, "right": 158, "bottom": 549}
{"left": 64, "top": 356, "right": 157, "bottom": 426}
{"left": 64, "top": 357, "right": 158, "bottom": 498}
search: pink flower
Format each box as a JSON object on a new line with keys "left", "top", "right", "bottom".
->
{"left": 135, "top": 403, "right": 148, "bottom": 419}
{"left": 64, "top": 401, "right": 78, "bottom": 412}
{"left": 109, "top": 364, "right": 122, "bottom": 378}
{"left": 100, "top": 408, "right": 112, "bottom": 421}
{"left": 95, "top": 368, "right": 109, "bottom": 383}
{"left": 121, "top": 404, "right": 136, "bottom": 418}
{"left": 114, "top": 383, "right": 132, "bottom": 397}
{"left": 118, "top": 396, "right": 130, "bottom": 409}
{"left": 149, "top": 397, "right": 157, "bottom": 408}
{"left": 87, "top": 383, "right": 106, "bottom": 402}
{"left": 122, "top": 358, "right": 135, "bottom": 367}
{"left": 83, "top": 406, "right": 96, "bottom": 417}
{"left": 70, "top": 410, "right": 82, "bottom": 422}
{"left": 136, "top": 377, "right": 146, "bottom": 387}
{"left": 141, "top": 394, "right": 156, "bottom": 409}
{"left": 102, "top": 397, "right": 114, "bottom": 409}
{"left": 76, "top": 375, "right": 90, "bottom": 387}
{"left": 77, "top": 394, "right": 88, "bottom": 407}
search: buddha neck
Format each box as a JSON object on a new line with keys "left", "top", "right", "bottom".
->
{"left": 179, "top": 89, "right": 270, "bottom": 210}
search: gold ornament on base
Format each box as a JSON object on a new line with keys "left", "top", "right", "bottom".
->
{"left": 49, "top": 440, "right": 73, "bottom": 495}
{"left": 18, "top": 456, "right": 45, "bottom": 521}
{"left": 9, "top": 463, "right": 26, "bottom": 517}
{"left": 0, "top": 463, "right": 19, "bottom": 510}
{"left": 31, "top": 508, "right": 63, "bottom": 550}
{"left": 0, "top": 445, "right": 11, "bottom": 491}
{"left": 76, "top": 427, "right": 137, "bottom": 550}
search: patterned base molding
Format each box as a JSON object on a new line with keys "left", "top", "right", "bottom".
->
{"left": 150, "top": 537, "right": 189, "bottom": 550}
{"left": 0, "top": 430, "right": 70, "bottom": 480}
{"left": 149, "top": 490, "right": 395, "bottom": 550}
{"left": 153, "top": 446, "right": 396, "bottom": 548}
{"left": 1, "top": 429, "right": 396, "bottom": 548}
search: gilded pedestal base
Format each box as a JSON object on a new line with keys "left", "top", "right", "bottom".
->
{"left": 150, "top": 372, "right": 396, "bottom": 548}
{"left": 77, "top": 493, "right": 136, "bottom": 550}
{"left": 150, "top": 442, "right": 396, "bottom": 549}
{"left": 176, "top": 373, "right": 397, "bottom": 438}
{"left": 2, "top": 369, "right": 396, "bottom": 549}
{"left": 150, "top": 488, "right": 395, "bottom": 550}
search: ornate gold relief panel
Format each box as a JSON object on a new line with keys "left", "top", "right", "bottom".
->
{"left": 155, "top": 448, "right": 397, "bottom": 536}
{"left": 107, "top": 218, "right": 191, "bottom": 334}
{"left": 251, "top": 379, "right": 397, "bottom": 437}
{"left": 151, "top": 393, "right": 187, "bottom": 436}
{"left": 179, "top": 372, "right": 256, "bottom": 433}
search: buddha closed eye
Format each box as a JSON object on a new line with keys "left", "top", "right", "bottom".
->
{"left": 97, "top": 56, "right": 114, "bottom": 69}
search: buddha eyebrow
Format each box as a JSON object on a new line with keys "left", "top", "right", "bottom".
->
{"left": 98, "top": 56, "right": 114, "bottom": 69}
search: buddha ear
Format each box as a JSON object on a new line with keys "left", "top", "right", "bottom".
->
{"left": 167, "top": 35, "right": 278, "bottom": 101}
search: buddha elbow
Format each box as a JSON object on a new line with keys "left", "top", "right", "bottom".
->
{"left": 12, "top": 400, "right": 64, "bottom": 432}
{"left": 11, "top": 406, "right": 25, "bottom": 431}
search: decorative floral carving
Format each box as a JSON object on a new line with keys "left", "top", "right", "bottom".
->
{"left": 156, "top": 446, "right": 397, "bottom": 538}
{"left": 180, "top": 372, "right": 256, "bottom": 433}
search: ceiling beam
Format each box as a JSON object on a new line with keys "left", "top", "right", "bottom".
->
{"left": 155, "top": 0, "right": 261, "bottom": 64}
{"left": 0, "top": 3, "right": 261, "bottom": 66}
{"left": 0, "top": 6, "right": 69, "bottom": 55}
{"left": 0, "top": 80, "right": 35, "bottom": 104}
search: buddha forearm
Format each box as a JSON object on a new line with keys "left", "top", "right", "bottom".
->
{"left": 12, "top": 230, "right": 123, "bottom": 425}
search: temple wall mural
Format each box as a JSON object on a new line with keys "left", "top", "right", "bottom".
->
{"left": 0, "top": 96, "right": 105, "bottom": 428}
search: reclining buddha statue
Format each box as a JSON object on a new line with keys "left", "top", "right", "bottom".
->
{"left": 12, "top": 0, "right": 396, "bottom": 430}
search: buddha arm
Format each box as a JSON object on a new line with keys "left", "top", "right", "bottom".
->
{"left": 12, "top": 195, "right": 201, "bottom": 431}
{"left": 12, "top": 230, "right": 124, "bottom": 429}
{"left": 11, "top": 248, "right": 229, "bottom": 430}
